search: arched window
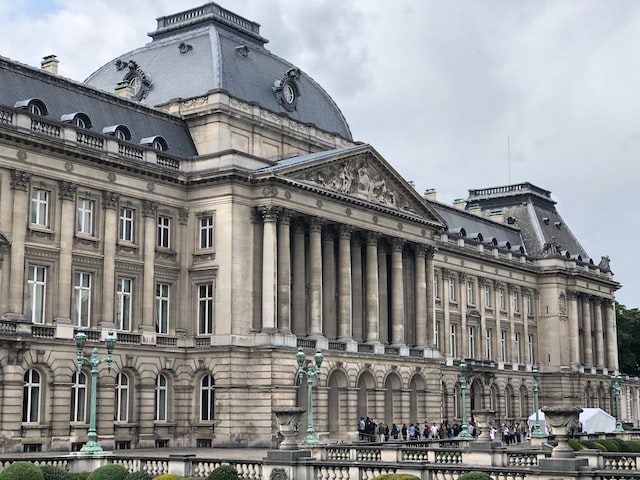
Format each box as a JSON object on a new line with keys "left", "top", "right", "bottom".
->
{"left": 60, "top": 112, "right": 92, "bottom": 130}
{"left": 155, "top": 374, "right": 168, "bottom": 421}
{"left": 23, "top": 369, "right": 41, "bottom": 423}
{"left": 140, "top": 135, "right": 168, "bottom": 152}
{"left": 14, "top": 98, "right": 48, "bottom": 116}
{"left": 200, "top": 374, "right": 215, "bottom": 421}
{"left": 70, "top": 371, "right": 87, "bottom": 422}
{"left": 115, "top": 372, "right": 129, "bottom": 422}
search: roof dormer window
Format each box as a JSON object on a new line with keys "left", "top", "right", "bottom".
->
{"left": 103, "top": 125, "right": 132, "bottom": 141}
{"left": 14, "top": 98, "right": 48, "bottom": 116}
{"left": 61, "top": 112, "right": 92, "bottom": 130}
{"left": 140, "top": 135, "right": 168, "bottom": 152}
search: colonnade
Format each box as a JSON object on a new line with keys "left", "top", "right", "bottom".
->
{"left": 258, "top": 206, "right": 435, "bottom": 347}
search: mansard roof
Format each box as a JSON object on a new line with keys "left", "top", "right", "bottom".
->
{"left": 254, "top": 144, "right": 445, "bottom": 228}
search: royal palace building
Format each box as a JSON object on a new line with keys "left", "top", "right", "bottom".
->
{"left": 0, "top": 3, "right": 635, "bottom": 453}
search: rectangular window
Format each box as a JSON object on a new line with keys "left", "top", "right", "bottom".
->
{"left": 435, "top": 320, "right": 440, "bottom": 349}
{"left": 448, "top": 278, "right": 456, "bottom": 301}
{"left": 515, "top": 332, "right": 521, "bottom": 363}
{"left": 434, "top": 274, "right": 440, "bottom": 299}
{"left": 484, "top": 285, "right": 492, "bottom": 307}
{"left": 528, "top": 334, "right": 534, "bottom": 364}
{"left": 498, "top": 288, "right": 506, "bottom": 310}
{"left": 26, "top": 265, "right": 46, "bottom": 323}
{"left": 485, "top": 328, "right": 493, "bottom": 359}
{"left": 155, "top": 283, "right": 170, "bottom": 334}
{"left": 468, "top": 326, "right": 475, "bottom": 358}
{"left": 512, "top": 291, "right": 520, "bottom": 312}
{"left": 449, "top": 324, "right": 457, "bottom": 357}
{"left": 526, "top": 295, "right": 533, "bottom": 315}
{"left": 76, "top": 199, "right": 94, "bottom": 235}
{"left": 500, "top": 330, "right": 507, "bottom": 362}
{"left": 30, "top": 189, "right": 49, "bottom": 227}
{"left": 199, "top": 216, "right": 214, "bottom": 249}
{"left": 118, "top": 207, "right": 134, "bottom": 242}
{"left": 198, "top": 283, "right": 214, "bottom": 335}
{"left": 466, "top": 281, "right": 474, "bottom": 305}
{"left": 157, "top": 216, "right": 171, "bottom": 249}
{"left": 73, "top": 272, "right": 91, "bottom": 328}
{"left": 115, "top": 278, "right": 133, "bottom": 331}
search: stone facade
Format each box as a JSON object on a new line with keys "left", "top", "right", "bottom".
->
{"left": 0, "top": 2, "right": 636, "bottom": 454}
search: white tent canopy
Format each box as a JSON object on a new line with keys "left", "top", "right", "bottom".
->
{"left": 527, "top": 408, "right": 616, "bottom": 434}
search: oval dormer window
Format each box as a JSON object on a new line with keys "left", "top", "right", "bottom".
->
{"left": 140, "top": 135, "right": 168, "bottom": 152}
{"left": 61, "top": 112, "right": 92, "bottom": 130}
{"left": 152, "top": 138, "right": 166, "bottom": 151}
{"left": 14, "top": 98, "right": 48, "bottom": 116}
{"left": 102, "top": 124, "right": 132, "bottom": 141}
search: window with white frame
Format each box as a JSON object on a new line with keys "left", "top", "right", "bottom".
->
{"left": 155, "top": 283, "right": 170, "bottom": 334}
{"left": 115, "top": 372, "right": 129, "bottom": 422}
{"left": 115, "top": 278, "right": 133, "bottom": 331}
{"left": 485, "top": 328, "right": 493, "bottom": 359}
{"left": 76, "top": 198, "right": 94, "bottom": 235}
{"left": 155, "top": 374, "right": 168, "bottom": 422}
{"left": 26, "top": 265, "right": 46, "bottom": 323}
{"left": 73, "top": 272, "right": 91, "bottom": 328}
{"left": 433, "top": 274, "right": 440, "bottom": 299}
{"left": 199, "top": 216, "right": 214, "bottom": 249}
{"left": 467, "top": 281, "right": 474, "bottom": 305}
{"left": 498, "top": 288, "right": 506, "bottom": 310}
{"left": 435, "top": 320, "right": 440, "bottom": 348}
{"left": 157, "top": 216, "right": 171, "bottom": 249}
{"left": 70, "top": 371, "right": 87, "bottom": 422}
{"left": 22, "top": 369, "right": 41, "bottom": 423}
{"left": 200, "top": 374, "right": 215, "bottom": 421}
{"left": 468, "top": 326, "right": 476, "bottom": 358}
{"left": 449, "top": 324, "right": 457, "bottom": 357}
{"left": 512, "top": 291, "right": 520, "bottom": 312}
{"left": 528, "top": 334, "right": 534, "bottom": 364}
{"left": 526, "top": 295, "right": 533, "bottom": 315}
{"left": 118, "top": 207, "right": 134, "bottom": 242}
{"left": 448, "top": 278, "right": 456, "bottom": 301}
{"left": 484, "top": 285, "right": 492, "bottom": 307}
{"left": 500, "top": 330, "right": 507, "bottom": 361}
{"left": 514, "top": 332, "right": 521, "bottom": 363}
{"left": 198, "top": 283, "right": 214, "bottom": 335}
{"left": 30, "top": 188, "right": 49, "bottom": 227}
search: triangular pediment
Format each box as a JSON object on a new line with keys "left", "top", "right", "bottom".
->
{"left": 271, "top": 145, "right": 445, "bottom": 226}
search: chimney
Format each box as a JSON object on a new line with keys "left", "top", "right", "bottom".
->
{"left": 467, "top": 203, "right": 482, "bottom": 216}
{"left": 488, "top": 208, "right": 504, "bottom": 223}
{"left": 424, "top": 188, "right": 437, "bottom": 202}
{"left": 41, "top": 55, "right": 59, "bottom": 75}
{"left": 453, "top": 198, "right": 466, "bottom": 210}
{"left": 115, "top": 81, "right": 133, "bottom": 99}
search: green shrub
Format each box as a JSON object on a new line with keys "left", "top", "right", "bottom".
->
{"left": 206, "top": 465, "right": 238, "bottom": 480}
{"left": 458, "top": 473, "right": 492, "bottom": 480}
{"left": 373, "top": 476, "right": 420, "bottom": 480}
{"left": 152, "top": 475, "right": 180, "bottom": 480}
{"left": 41, "top": 466, "right": 72, "bottom": 480}
{"left": 611, "top": 438, "right": 631, "bottom": 452}
{"left": 625, "top": 440, "right": 640, "bottom": 453}
{"left": 0, "top": 462, "right": 45, "bottom": 480}
{"left": 598, "top": 439, "right": 619, "bottom": 452}
{"left": 568, "top": 438, "right": 584, "bottom": 451}
{"left": 86, "top": 465, "right": 129, "bottom": 480}
{"left": 581, "top": 439, "right": 607, "bottom": 451}
{"left": 70, "top": 474, "right": 90, "bottom": 480}
{"left": 125, "top": 473, "right": 152, "bottom": 480}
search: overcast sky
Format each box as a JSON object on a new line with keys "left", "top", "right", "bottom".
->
{"left": 1, "top": 0, "right": 638, "bottom": 306}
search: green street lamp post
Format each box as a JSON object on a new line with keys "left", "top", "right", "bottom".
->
{"left": 74, "top": 329, "right": 117, "bottom": 454}
{"left": 458, "top": 359, "right": 473, "bottom": 438}
{"left": 612, "top": 372, "right": 624, "bottom": 433}
{"left": 531, "top": 365, "right": 545, "bottom": 437}
{"left": 296, "top": 348, "right": 324, "bottom": 445}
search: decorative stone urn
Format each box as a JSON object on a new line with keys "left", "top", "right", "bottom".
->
{"left": 541, "top": 406, "right": 582, "bottom": 458}
{"left": 273, "top": 407, "right": 305, "bottom": 450}
{"left": 472, "top": 409, "right": 496, "bottom": 441}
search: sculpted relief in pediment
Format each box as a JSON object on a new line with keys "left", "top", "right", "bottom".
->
{"left": 290, "top": 157, "right": 418, "bottom": 214}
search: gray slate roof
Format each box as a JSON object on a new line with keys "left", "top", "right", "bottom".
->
{"left": 0, "top": 57, "right": 198, "bottom": 158}
{"left": 84, "top": 5, "right": 352, "bottom": 140}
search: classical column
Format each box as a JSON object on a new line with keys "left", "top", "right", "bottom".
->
{"left": 522, "top": 288, "right": 531, "bottom": 364}
{"left": 390, "top": 238, "right": 405, "bottom": 346}
{"left": 308, "top": 217, "right": 324, "bottom": 337}
{"left": 425, "top": 247, "right": 435, "bottom": 346}
{"left": 605, "top": 300, "right": 619, "bottom": 371}
{"left": 292, "top": 221, "right": 306, "bottom": 336}
{"left": 177, "top": 208, "right": 190, "bottom": 335}
{"left": 414, "top": 245, "right": 427, "bottom": 347}
{"left": 101, "top": 191, "right": 119, "bottom": 328}
{"left": 7, "top": 170, "right": 31, "bottom": 318}
{"left": 582, "top": 294, "right": 593, "bottom": 366}
{"left": 378, "top": 244, "right": 389, "bottom": 344}
{"left": 443, "top": 269, "right": 452, "bottom": 356}
{"left": 277, "top": 210, "right": 293, "bottom": 332}
{"left": 593, "top": 297, "right": 605, "bottom": 368}
{"left": 479, "top": 278, "right": 488, "bottom": 360}
{"left": 259, "top": 206, "right": 279, "bottom": 331}
{"left": 567, "top": 290, "right": 580, "bottom": 365}
{"left": 141, "top": 200, "right": 157, "bottom": 332}
{"left": 494, "top": 282, "right": 503, "bottom": 362}
{"left": 507, "top": 285, "right": 517, "bottom": 363}
{"left": 365, "top": 232, "right": 379, "bottom": 344}
{"left": 351, "top": 235, "right": 363, "bottom": 342}
{"left": 337, "top": 225, "right": 352, "bottom": 340}
{"left": 322, "top": 227, "right": 336, "bottom": 338}
{"left": 55, "top": 181, "right": 76, "bottom": 323}
{"left": 460, "top": 272, "right": 468, "bottom": 357}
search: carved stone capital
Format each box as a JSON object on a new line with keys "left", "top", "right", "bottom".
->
{"left": 391, "top": 238, "right": 405, "bottom": 252}
{"left": 592, "top": 296, "right": 603, "bottom": 305}
{"left": 278, "top": 208, "right": 294, "bottom": 225}
{"left": 414, "top": 244, "right": 427, "bottom": 257}
{"left": 142, "top": 200, "right": 158, "bottom": 217}
{"left": 458, "top": 271, "right": 467, "bottom": 282}
{"left": 293, "top": 218, "right": 306, "bottom": 235}
{"left": 102, "top": 191, "right": 120, "bottom": 210}
{"left": 58, "top": 181, "right": 77, "bottom": 201}
{"left": 425, "top": 245, "right": 437, "bottom": 259}
{"left": 339, "top": 225, "right": 354, "bottom": 240}
{"left": 478, "top": 277, "right": 490, "bottom": 287}
{"left": 308, "top": 216, "right": 324, "bottom": 232}
{"left": 495, "top": 281, "right": 505, "bottom": 290}
{"left": 10, "top": 170, "right": 31, "bottom": 191}
{"left": 256, "top": 205, "right": 280, "bottom": 222}
{"left": 442, "top": 268, "right": 453, "bottom": 279}
{"left": 508, "top": 284, "right": 519, "bottom": 294}
{"left": 178, "top": 207, "right": 189, "bottom": 225}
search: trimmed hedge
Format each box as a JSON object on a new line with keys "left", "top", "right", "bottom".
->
{"left": 152, "top": 475, "right": 181, "bottom": 480}
{"left": 41, "top": 466, "right": 72, "bottom": 480}
{"left": 86, "top": 465, "right": 129, "bottom": 480}
{"left": 70, "top": 474, "right": 90, "bottom": 480}
{"left": 125, "top": 473, "right": 152, "bottom": 480}
{"left": 568, "top": 438, "right": 584, "bottom": 451}
{"left": 0, "top": 462, "right": 45, "bottom": 480}
{"left": 206, "top": 465, "right": 238, "bottom": 480}
{"left": 459, "top": 473, "right": 492, "bottom": 480}
{"left": 372, "top": 476, "right": 420, "bottom": 480}
{"left": 626, "top": 440, "right": 640, "bottom": 453}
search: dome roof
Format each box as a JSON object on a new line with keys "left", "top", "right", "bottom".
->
{"left": 84, "top": 2, "right": 352, "bottom": 140}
